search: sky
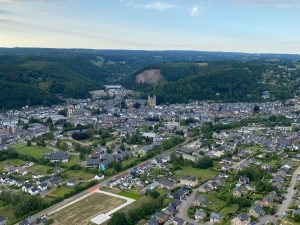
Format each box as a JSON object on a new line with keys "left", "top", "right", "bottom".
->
{"left": 0, "top": 0, "right": 300, "bottom": 54}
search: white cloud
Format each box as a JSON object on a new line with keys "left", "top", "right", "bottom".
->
{"left": 143, "top": 2, "right": 177, "bottom": 11}
{"left": 190, "top": 5, "right": 200, "bottom": 16}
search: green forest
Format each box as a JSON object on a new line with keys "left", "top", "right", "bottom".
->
{"left": 0, "top": 48, "right": 300, "bottom": 108}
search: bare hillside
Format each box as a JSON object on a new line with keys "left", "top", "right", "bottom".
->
{"left": 135, "top": 69, "right": 165, "bottom": 85}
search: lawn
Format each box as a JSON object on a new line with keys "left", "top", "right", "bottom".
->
{"left": 121, "top": 157, "right": 138, "bottom": 168}
{"left": 63, "top": 169, "right": 95, "bottom": 180}
{"left": 118, "top": 190, "right": 142, "bottom": 200}
{"left": 14, "top": 145, "right": 52, "bottom": 159}
{"left": 0, "top": 159, "right": 26, "bottom": 171}
{"left": 50, "top": 193, "right": 126, "bottom": 225}
{"left": 198, "top": 192, "right": 227, "bottom": 212}
{"left": 176, "top": 166, "right": 216, "bottom": 184}
{"left": 44, "top": 187, "right": 74, "bottom": 204}
{"left": 219, "top": 205, "right": 239, "bottom": 218}
{"left": 30, "top": 164, "right": 53, "bottom": 174}
{"left": 64, "top": 155, "right": 81, "bottom": 167}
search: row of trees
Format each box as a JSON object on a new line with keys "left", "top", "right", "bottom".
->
{"left": 108, "top": 196, "right": 164, "bottom": 225}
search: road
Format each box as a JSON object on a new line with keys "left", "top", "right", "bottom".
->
{"left": 176, "top": 156, "right": 259, "bottom": 225}
{"left": 18, "top": 138, "right": 192, "bottom": 224}
{"left": 258, "top": 165, "right": 300, "bottom": 225}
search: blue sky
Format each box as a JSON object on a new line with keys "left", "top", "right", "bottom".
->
{"left": 0, "top": 0, "right": 300, "bottom": 53}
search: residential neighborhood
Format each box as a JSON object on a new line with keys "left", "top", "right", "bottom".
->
{"left": 1, "top": 86, "right": 300, "bottom": 225}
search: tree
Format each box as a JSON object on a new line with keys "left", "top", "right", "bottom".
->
{"left": 27, "top": 140, "right": 32, "bottom": 147}
{"left": 133, "top": 102, "right": 141, "bottom": 109}
{"left": 108, "top": 212, "right": 129, "bottom": 225}
{"left": 60, "top": 141, "right": 68, "bottom": 151}
{"left": 148, "top": 190, "right": 160, "bottom": 199}
{"left": 253, "top": 105, "right": 260, "bottom": 114}
{"left": 194, "top": 156, "right": 213, "bottom": 169}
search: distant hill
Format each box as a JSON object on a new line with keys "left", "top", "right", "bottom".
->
{"left": 0, "top": 48, "right": 300, "bottom": 108}
{"left": 126, "top": 61, "right": 300, "bottom": 104}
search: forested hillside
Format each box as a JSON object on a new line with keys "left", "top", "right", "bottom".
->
{"left": 127, "top": 61, "right": 300, "bottom": 104}
{"left": 0, "top": 48, "right": 300, "bottom": 108}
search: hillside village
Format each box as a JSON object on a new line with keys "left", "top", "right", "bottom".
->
{"left": 1, "top": 85, "right": 300, "bottom": 225}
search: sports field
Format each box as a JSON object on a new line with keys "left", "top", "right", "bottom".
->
{"left": 50, "top": 193, "right": 126, "bottom": 225}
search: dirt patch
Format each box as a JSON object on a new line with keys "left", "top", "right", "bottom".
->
{"left": 136, "top": 69, "right": 165, "bottom": 85}
{"left": 50, "top": 193, "right": 125, "bottom": 225}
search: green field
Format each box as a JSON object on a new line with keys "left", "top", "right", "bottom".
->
{"left": 15, "top": 145, "right": 52, "bottom": 159}
{"left": 64, "top": 155, "right": 81, "bottom": 167}
{"left": 176, "top": 166, "right": 216, "bottom": 184}
{"left": 198, "top": 192, "right": 227, "bottom": 212}
{"left": 0, "top": 159, "right": 26, "bottom": 171}
{"left": 44, "top": 187, "right": 74, "bottom": 204}
{"left": 63, "top": 169, "right": 95, "bottom": 180}
{"left": 219, "top": 205, "right": 239, "bottom": 218}
{"left": 30, "top": 164, "right": 53, "bottom": 174}
{"left": 118, "top": 190, "right": 142, "bottom": 200}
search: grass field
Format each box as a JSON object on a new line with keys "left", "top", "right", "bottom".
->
{"left": 63, "top": 169, "right": 95, "bottom": 180}
{"left": 50, "top": 193, "right": 126, "bottom": 225}
{"left": 64, "top": 155, "right": 81, "bottom": 167}
{"left": 44, "top": 187, "right": 74, "bottom": 204}
{"left": 30, "top": 164, "right": 53, "bottom": 174}
{"left": 0, "top": 159, "right": 26, "bottom": 171}
{"left": 219, "top": 205, "right": 239, "bottom": 218}
{"left": 176, "top": 166, "right": 216, "bottom": 184}
{"left": 15, "top": 145, "right": 52, "bottom": 159}
{"left": 118, "top": 190, "right": 141, "bottom": 200}
{"left": 198, "top": 193, "right": 227, "bottom": 212}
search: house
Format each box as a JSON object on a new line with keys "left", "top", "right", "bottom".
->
{"left": 0, "top": 216, "right": 6, "bottom": 225}
{"left": 193, "top": 195, "right": 206, "bottom": 207}
{"left": 179, "top": 175, "right": 199, "bottom": 187}
{"left": 28, "top": 187, "right": 40, "bottom": 195}
{"left": 157, "top": 178, "right": 175, "bottom": 190}
{"left": 233, "top": 186, "right": 248, "bottom": 198}
{"left": 249, "top": 205, "right": 265, "bottom": 218}
{"left": 231, "top": 214, "right": 251, "bottom": 225}
{"left": 172, "top": 200, "right": 183, "bottom": 212}
{"left": 22, "top": 183, "right": 34, "bottom": 193}
{"left": 94, "top": 173, "right": 104, "bottom": 180}
{"left": 268, "top": 191, "right": 278, "bottom": 200}
{"left": 199, "top": 184, "right": 212, "bottom": 193}
{"left": 66, "top": 179, "right": 77, "bottom": 187}
{"left": 172, "top": 187, "right": 190, "bottom": 200}
{"left": 53, "top": 166, "right": 64, "bottom": 174}
{"left": 19, "top": 217, "right": 35, "bottom": 225}
{"left": 44, "top": 151, "right": 69, "bottom": 163}
{"left": 260, "top": 197, "right": 274, "bottom": 208}
{"left": 38, "top": 182, "right": 48, "bottom": 192}
{"left": 272, "top": 182, "right": 283, "bottom": 190}
{"left": 239, "top": 176, "right": 250, "bottom": 184}
{"left": 195, "top": 209, "right": 206, "bottom": 221}
{"left": 171, "top": 217, "right": 187, "bottom": 225}
{"left": 210, "top": 212, "right": 222, "bottom": 223}
{"left": 145, "top": 217, "right": 158, "bottom": 225}
{"left": 164, "top": 205, "right": 176, "bottom": 217}
{"left": 154, "top": 212, "right": 168, "bottom": 224}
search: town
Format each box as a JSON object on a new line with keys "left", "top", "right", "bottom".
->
{"left": 1, "top": 85, "right": 300, "bottom": 225}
